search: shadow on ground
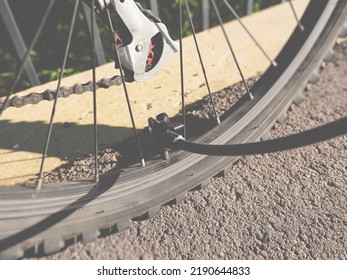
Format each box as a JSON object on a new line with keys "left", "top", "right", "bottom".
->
{"left": 0, "top": 120, "right": 134, "bottom": 161}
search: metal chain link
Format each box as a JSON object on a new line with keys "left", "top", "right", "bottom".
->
{"left": 0, "top": 76, "right": 122, "bottom": 111}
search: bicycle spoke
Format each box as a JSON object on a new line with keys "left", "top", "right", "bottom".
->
{"left": 0, "top": 0, "right": 55, "bottom": 118}
{"left": 212, "top": 0, "right": 253, "bottom": 100}
{"left": 184, "top": 0, "right": 220, "bottom": 125}
{"left": 105, "top": 8, "right": 145, "bottom": 167}
{"left": 288, "top": 0, "right": 305, "bottom": 31}
{"left": 223, "top": 0, "right": 277, "bottom": 67}
{"left": 91, "top": 0, "right": 99, "bottom": 184}
{"left": 179, "top": 0, "right": 186, "bottom": 138}
{"left": 36, "top": 0, "right": 80, "bottom": 191}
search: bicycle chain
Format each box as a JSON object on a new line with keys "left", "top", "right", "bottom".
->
{"left": 0, "top": 2, "right": 160, "bottom": 112}
{"left": 0, "top": 76, "right": 122, "bottom": 111}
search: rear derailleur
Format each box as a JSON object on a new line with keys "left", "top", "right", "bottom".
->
{"left": 84, "top": 0, "right": 179, "bottom": 82}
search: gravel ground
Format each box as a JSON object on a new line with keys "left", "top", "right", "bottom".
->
{"left": 38, "top": 40, "right": 347, "bottom": 260}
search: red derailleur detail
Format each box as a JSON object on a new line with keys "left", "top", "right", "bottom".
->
{"left": 112, "top": 31, "right": 123, "bottom": 48}
{"left": 146, "top": 40, "right": 155, "bottom": 71}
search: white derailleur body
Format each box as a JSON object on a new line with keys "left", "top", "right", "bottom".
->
{"left": 93, "top": 0, "right": 179, "bottom": 82}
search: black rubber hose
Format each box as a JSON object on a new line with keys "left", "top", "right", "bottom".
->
{"left": 171, "top": 117, "right": 347, "bottom": 156}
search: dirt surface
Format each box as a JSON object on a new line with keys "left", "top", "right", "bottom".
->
{"left": 36, "top": 40, "right": 347, "bottom": 260}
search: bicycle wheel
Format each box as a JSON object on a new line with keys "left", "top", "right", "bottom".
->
{"left": 0, "top": 0, "right": 346, "bottom": 259}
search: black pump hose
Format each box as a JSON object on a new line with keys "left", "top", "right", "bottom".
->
{"left": 169, "top": 117, "right": 347, "bottom": 156}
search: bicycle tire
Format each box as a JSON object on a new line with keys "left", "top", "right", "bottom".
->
{"left": 0, "top": 0, "right": 346, "bottom": 259}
